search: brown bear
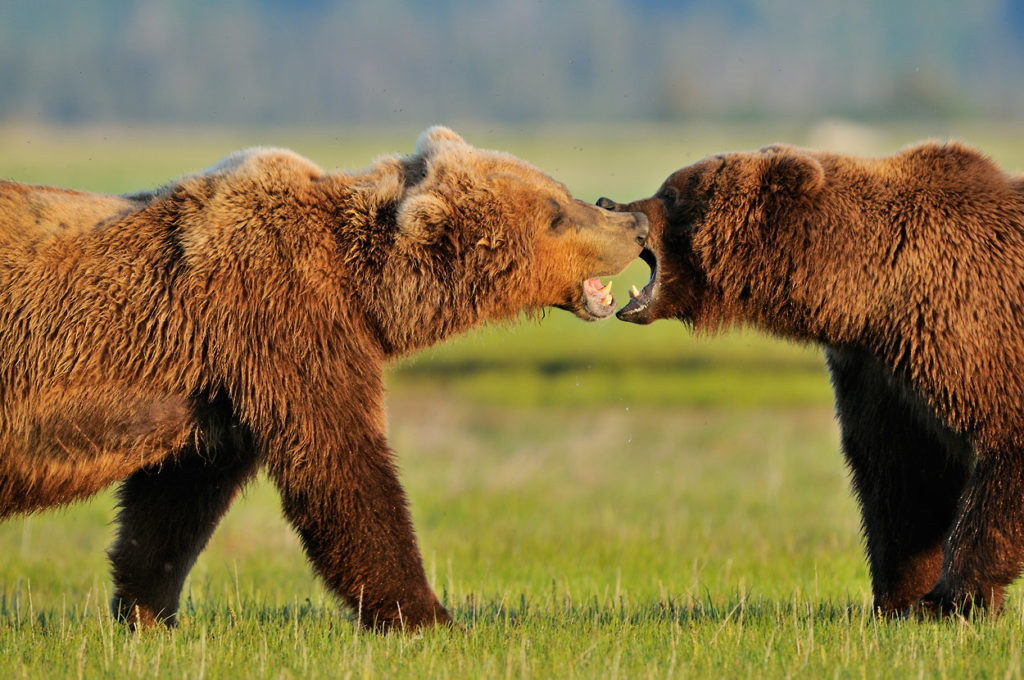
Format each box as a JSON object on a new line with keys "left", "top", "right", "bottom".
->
{"left": 598, "top": 141, "right": 1024, "bottom": 618}
{"left": 0, "top": 126, "right": 648, "bottom": 631}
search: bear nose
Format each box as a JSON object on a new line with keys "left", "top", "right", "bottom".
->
{"left": 596, "top": 196, "right": 621, "bottom": 211}
{"left": 633, "top": 212, "right": 649, "bottom": 246}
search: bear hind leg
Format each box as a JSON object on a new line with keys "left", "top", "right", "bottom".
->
{"left": 108, "top": 413, "right": 258, "bottom": 628}
{"left": 920, "top": 447, "right": 1024, "bottom": 617}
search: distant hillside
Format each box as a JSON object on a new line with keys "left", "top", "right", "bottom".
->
{"left": 1, "top": 0, "right": 1021, "bottom": 125}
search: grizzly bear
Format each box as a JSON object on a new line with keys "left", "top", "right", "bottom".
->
{"left": 0, "top": 126, "right": 648, "bottom": 631}
{"left": 598, "top": 141, "right": 1024, "bottom": 617}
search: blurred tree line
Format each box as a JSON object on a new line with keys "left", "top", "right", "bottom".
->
{"left": 1, "top": 0, "right": 1022, "bottom": 125}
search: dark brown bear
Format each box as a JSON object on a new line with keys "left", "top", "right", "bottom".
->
{"left": 0, "top": 126, "right": 648, "bottom": 631}
{"left": 599, "top": 141, "right": 1024, "bottom": 617}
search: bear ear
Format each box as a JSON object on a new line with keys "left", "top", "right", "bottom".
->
{"left": 401, "top": 127, "right": 467, "bottom": 188}
{"left": 758, "top": 143, "right": 793, "bottom": 155}
{"left": 415, "top": 126, "right": 467, "bottom": 158}
{"left": 760, "top": 151, "right": 825, "bottom": 197}
{"left": 395, "top": 191, "right": 458, "bottom": 248}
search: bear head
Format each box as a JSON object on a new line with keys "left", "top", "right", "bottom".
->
{"left": 360, "top": 127, "right": 649, "bottom": 355}
{"left": 398, "top": 127, "right": 648, "bottom": 321}
{"left": 598, "top": 145, "right": 825, "bottom": 328}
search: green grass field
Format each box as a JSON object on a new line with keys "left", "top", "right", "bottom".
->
{"left": 2, "top": 122, "right": 1024, "bottom": 677}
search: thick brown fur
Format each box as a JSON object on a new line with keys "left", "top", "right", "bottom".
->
{"left": 602, "top": 141, "right": 1024, "bottom": 618}
{"left": 0, "top": 127, "right": 647, "bottom": 631}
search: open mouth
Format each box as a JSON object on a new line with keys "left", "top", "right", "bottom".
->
{"left": 580, "top": 277, "right": 617, "bottom": 320}
{"left": 616, "top": 247, "right": 657, "bottom": 322}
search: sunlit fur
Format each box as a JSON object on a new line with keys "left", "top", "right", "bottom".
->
{"left": 617, "top": 141, "right": 1024, "bottom": 618}
{"left": 0, "top": 127, "right": 643, "bottom": 631}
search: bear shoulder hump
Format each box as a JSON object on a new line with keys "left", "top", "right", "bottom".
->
{"left": 898, "top": 140, "right": 995, "bottom": 177}
{"left": 196, "top": 147, "right": 325, "bottom": 185}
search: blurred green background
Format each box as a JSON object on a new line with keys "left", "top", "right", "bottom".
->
{"left": 3, "top": 1, "right": 1024, "bottom": 124}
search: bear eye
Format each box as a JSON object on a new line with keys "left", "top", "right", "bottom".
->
{"left": 548, "top": 199, "right": 565, "bottom": 231}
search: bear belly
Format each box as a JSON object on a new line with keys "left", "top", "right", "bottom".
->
{"left": 0, "top": 391, "right": 194, "bottom": 517}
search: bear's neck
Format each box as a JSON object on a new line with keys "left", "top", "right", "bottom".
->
{"left": 366, "top": 252, "right": 524, "bottom": 357}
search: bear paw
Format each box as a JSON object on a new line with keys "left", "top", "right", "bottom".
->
{"left": 909, "top": 584, "right": 1000, "bottom": 621}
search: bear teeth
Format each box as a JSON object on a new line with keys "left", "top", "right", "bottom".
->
{"left": 601, "top": 294, "right": 613, "bottom": 306}
{"left": 629, "top": 284, "right": 641, "bottom": 299}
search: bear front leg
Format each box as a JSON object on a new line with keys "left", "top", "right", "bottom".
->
{"left": 265, "top": 429, "right": 452, "bottom": 632}
{"left": 918, "top": 448, "right": 1024, "bottom": 617}
{"left": 826, "top": 349, "right": 970, "bottom": 614}
{"left": 109, "top": 441, "right": 259, "bottom": 627}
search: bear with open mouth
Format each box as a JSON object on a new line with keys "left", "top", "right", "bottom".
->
{"left": 600, "top": 140, "right": 1024, "bottom": 618}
